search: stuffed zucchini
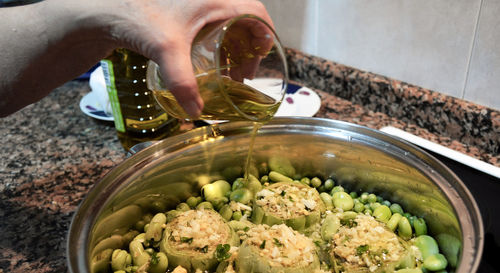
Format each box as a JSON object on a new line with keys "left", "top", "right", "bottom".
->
{"left": 252, "top": 182, "right": 325, "bottom": 231}
{"left": 235, "top": 224, "right": 321, "bottom": 273}
{"left": 160, "top": 209, "right": 239, "bottom": 272}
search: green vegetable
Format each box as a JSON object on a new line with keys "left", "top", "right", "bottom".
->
{"left": 321, "top": 214, "right": 341, "bottom": 241}
{"left": 398, "top": 216, "right": 412, "bottom": 240}
{"left": 230, "top": 188, "right": 253, "bottom": 204}
{"left": 269, "top": 171, "right": 293, "bottom": 183}
{"left": 386, "top": 213, "right": 402, "bottom": 231}
{"left": 413, "top": 218, "right": 427, "bottom": 236}
{"left": 90, "top": 249, "right": 113, "bottom": 273}
{"left": 414, "top": 235, "right": 439, "bottom": 260}
{"left": 332, "top": 191, "right": 354, "bottom": 211}
{"left": 148, "top": 252, "right": 168, "bottom": 273}
{"left": 215, "top": 244, "right": 232, "bottom": 262}
{"left": 196, "top": 201, "right": 214, "bottom": 210}
{"left": 311, "top": 177, "right": 322, "bottom": 188}
{"left": 390, "top": 203, "right": 404, "bottom": 215}
{"left": 202, "top": 180, "right": 231, "bottom": 202}
{"left": 111, "top": 249, "right": 132, "bottom": 271}
{"left": 356, "top": 244, "right": 369, "bottom": 256}
{"left": 186, "top": 196, "right": 201, "bottom": 208}
{"left": 372, "top": 205, "right": 392, "bottom": 223}
{"left": 324, "top": 179, "right": 335, "bottom": 191}
{"left": 423, "top": 253, "right": 448, "bottom": 271}
{"left": 145, "top": 213, "right": 166, "bottom": 243}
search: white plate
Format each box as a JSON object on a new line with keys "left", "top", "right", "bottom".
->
{"left": 79, "top": 91, "right": 114, "bottom": 121}
{"left": 204, "top": 83, "right": 321, "bottom": 124}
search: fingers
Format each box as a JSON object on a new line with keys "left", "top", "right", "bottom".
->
{"left": 156, "top": 42, "right": 204, "bottom": 119}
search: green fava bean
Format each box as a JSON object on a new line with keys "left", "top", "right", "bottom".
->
{"left": 149, "top": 252, "right": 169, "bottom": 273}
{"left": 386, "top": 213, "right": 402, "bottom": 231}
{"left": 91, "top": 249, "right": 113, "bottom": 273}
{"left": 145, "top": 213, "right": 167, "bottom": 243}
{"left": 331, "top": 185, "right": 345, "bottom": 194}
{"left": 423, "top": 253, "right": 448, "bottom": 271}
{"left": 260, "top": 175, "right": 269, "bottom": 183}
{"left": 202, "top": 180, "right": 231, "bottom": 202}
{"left": 398, "top": 217, "right": 412, "bottom": 240}
{"left": 324, "top": 179, "right": 335, "bottom": 191}
{"left": 332, "top": 192, "right": 354, "bottom": 211}
{"left": 111, "top": 249, "right": 132, "bottom": 271}
{"left": 232, "top": 210, "right": 243, "bottom": 221}
{"left": 232, "top": 178, "right": 245, "bottom": 191}
{"left": 196, "top": 201, "right": 214, "bottom": 210}
{"left": 219, "top": 205, "right": 233, "bottom": 221}
{"left": 390, "top": 203, "right": 404, "bottom": 215}
{"left": 230, "top": 188, "right": 253, "bottom": 204}
{"left": 186, "top": 196, "right": 201, "bottom": 208}
{"left": 414, "top": 218, "right": 428, "bottom": 236}
{"left": 321, "top": 214, "right": 341, "bottom": 241}
{"left": 268, "top": 171, "right": 293, "bottom": 183}
{"left": 394, "top": 269, "right": 423, "bottom": 273}
{"left": 311, "top": 177, "right": 322, "bottom": 188}
{"left": 414, "top": 235, "right": 439, "bottom": 260}
{"left": 354, "top": 202, "right": 364, "bottom": 213}
{"left": 300, "top": 177, "right": 311, "bottom": 186}
{"left": 244, "top": 175, "right": 262, "bottom": 193}
{"left": 319, "top": 192, "right": 334, "bottom": 210}
{"left": 129, "top": 240, "right": 150, "bottom": 267}
{"left": 373, "top": 205, "right": 392, "bottom": 223}
{"left": 367, "top": 193, "right": 377, "bottom": 203}
{"left": 176, "top": 202, "right": 190, "bottom": 212}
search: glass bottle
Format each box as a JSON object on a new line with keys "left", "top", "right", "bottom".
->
{"left": 101, "top": 49, "right": 180, "bottom": 151}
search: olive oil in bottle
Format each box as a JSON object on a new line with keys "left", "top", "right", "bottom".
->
{"left": 101, "top": 49, "right": 180, "bottom": 151}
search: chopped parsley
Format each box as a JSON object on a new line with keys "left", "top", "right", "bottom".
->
{"left": 280, "top": 191, "right": 287, "bottom": 197}
{"left": 273, "top": 238, "right": 283, "bottom": 247}
{"left": 150, "top": 252, "right": 159, "bottom": 265}
{"left": 243, "top": 226, "right": 250, "bottom": 232}
{"left": 314, "top": 241, "right": 322, "bottom": 247}
{"left": 260, "top": 240, "right": 266, "bottom": 249}
{"left": 180, "top": 237, "right": 193, "bottom": 244}
{"left": 196, "top": 245, "right": 209, "bottom": 253}
{"left": 356, "top": 245, "right": 369, "bottom": 256}
{"left": 340, "top": 218, "right": 358, "bottom": 228}
{"left": 215, "top": 244, "right": 231, "bottom": 261}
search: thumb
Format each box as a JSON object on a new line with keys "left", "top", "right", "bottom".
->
{"left": 156, "top": 42, "right": 204, "bottom": 119}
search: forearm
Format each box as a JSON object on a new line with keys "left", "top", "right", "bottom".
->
{"left": 0, "top": 0, "right": 117, "bottom": 117}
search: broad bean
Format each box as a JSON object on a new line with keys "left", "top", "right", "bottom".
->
{"left": 386, "top": 213, "right": 402, "bottom": 231}
{"left": 319, "top": 192, "right": 334, "bottom": 210}
{"left": 414, "top": 235, "right": 439, "bottom": 260}
{"left": 367, "top": 193, "right": 377, "bottom": 203}
{"left": 149, "top": 252, "right": 169, "bottom": 273}
{"left": 300, "top": 177, "right": 311, "bottom": 186}
{"left": 372, "top": 205, "right": 392, "bottom": 223}
{"left": 268, "top": 156, "right": 296, "bottom": 178}
{"left": 196, "top": 201, "right": 214, "bottom": 210}
{"left": 398, "top": 216, "right": 412, "bottom": 240}
{"left": 176, "top": 202, "right": 190, "bottom": 212}
{"left": 111, "top": 249, "right": 132, "bottom": 271}
{"left": 244, "top": 174, "right": 262, "bottom": 193}
{"left": 324, "top": 179, "right": 335, "bottom": 191}
{"left": 91, "top": 249, "right": 113, "bottom": 273}
{"left": 332, "top": 192, "right": 354, "bottom": 211}
{"left": 186, "top": 196, "right": 201, "bottom": 208}
{"left": 129, "top": 240, "right": 150, "bottom": 267}
{"left": 232, "top": 211, "right": 243, "bottom": 221}
{"left": 353, "top": 202, "right": 364, "bottom": 213}
{"left": 219, "top": 205, "right": 233, "bottom": 221}
{"left": 269, "top": 171, "right": 293, "bottom": 183}
{"left": 413, "top": 218, "right": 428, "bottom": 236}
{"left": 330, "top": 185, "right": 345, "bottom": 194}
{"left": 321, "top": 214, "right": 341, "bottom": 241}
{"left": 229, "top": 188, "right": 253, "bottom": 204}
{"left": 436, "top": 233, "right": 461, "bottom": 268}
{"left": 390, "top": 203, "right": 404, "bottom": 215}
{"left": 202, "top": 180, "right": 231, "bottom": 202}
{"left": 394, "top": 269, "right": 422, "bottom": 273}
{"left": 423, "top": 253, "right": 448, "bottom": 271}
{"left": 145, "top": 213, "right": 167, "bottom": 243}
{"left": 311, "top": 177, "right": 322, "bottom": 188}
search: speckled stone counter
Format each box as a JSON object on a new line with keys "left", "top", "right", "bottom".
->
{"left": 1, "top": 49, "right": 499, "bottom": 273}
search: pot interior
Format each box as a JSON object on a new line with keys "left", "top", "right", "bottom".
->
{"left": 68, "top": 117, "right": 483, "bottom": 273}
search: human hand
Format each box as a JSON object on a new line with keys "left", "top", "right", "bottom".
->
{"left": 95, "top": 0, "right": 274, "bottom": 118}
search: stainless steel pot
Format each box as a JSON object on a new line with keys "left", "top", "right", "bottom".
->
{"left": 67, "top": 117, "right": 484, "bottom": 273}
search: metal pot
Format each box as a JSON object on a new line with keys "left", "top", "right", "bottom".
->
{"left": 67, "top": 117, "right": 483, "bottom": 273}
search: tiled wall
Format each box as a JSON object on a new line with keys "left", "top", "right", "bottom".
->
{"left": 260, "top": 0, "right": 500, "bottom": 111}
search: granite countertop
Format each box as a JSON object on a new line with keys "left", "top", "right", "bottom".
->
{"left": 0, "top": 49, "right": 498, "bottom": 273}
